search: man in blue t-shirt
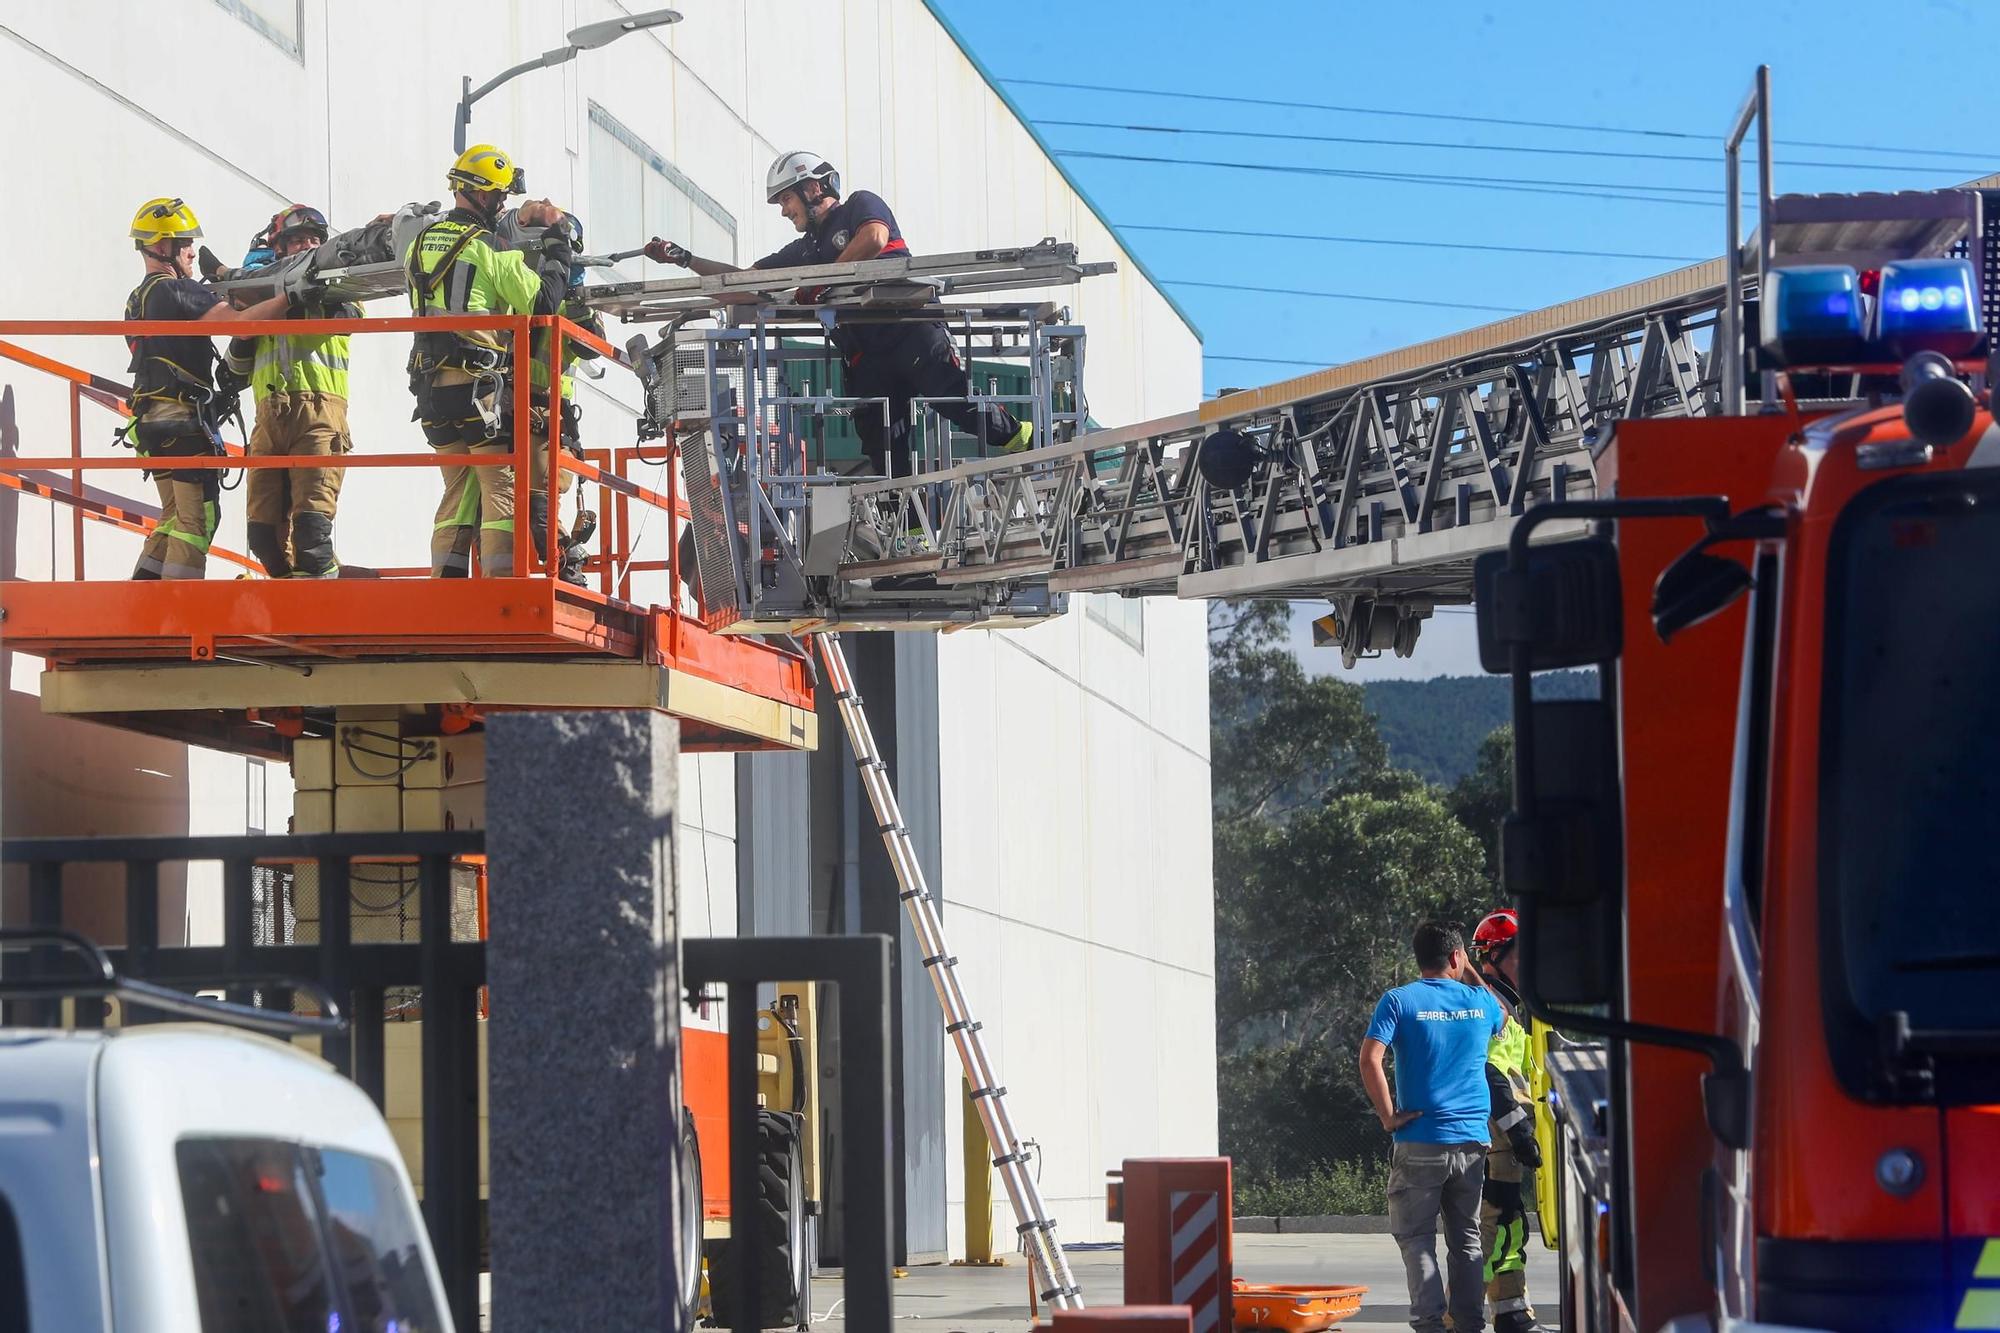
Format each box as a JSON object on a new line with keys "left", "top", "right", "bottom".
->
{"left": 1361, "top": 921, "right": 1507, "bottom": 1333}
{"left": 646, "top": 150, "right": 1033, "bottom": 479}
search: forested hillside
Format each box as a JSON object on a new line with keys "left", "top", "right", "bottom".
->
{"left": 1362, "top": 671, "right": 1597, "bottom": 784}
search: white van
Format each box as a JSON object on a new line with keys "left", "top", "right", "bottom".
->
{"left": 0, "top": 936, "right": 452, "bottom": 1331}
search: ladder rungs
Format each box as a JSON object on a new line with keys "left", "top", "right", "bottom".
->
{"left": 815, "top": 631, "right": 1080, "bottom": 1310}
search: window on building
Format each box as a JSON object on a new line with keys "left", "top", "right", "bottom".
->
{"left": 1087, "top": 594, "right": 1145, "bottom": 650}
{"left": 587, "top": 104, "right": 735, "bottom": 285}
{"left": 212, "top": 0, "right": 303, "bottom": 62}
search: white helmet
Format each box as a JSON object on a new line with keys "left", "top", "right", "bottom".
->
{"left": 766, "top": 150, "right": 840, "bottom": 204}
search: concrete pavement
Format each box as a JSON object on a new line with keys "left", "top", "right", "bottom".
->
{"left": 810, "top": 1232, "right": 1562, "bottom": 1329}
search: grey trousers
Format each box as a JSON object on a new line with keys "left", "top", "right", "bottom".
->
{"left": 1387, "top": 1141, "right": 1488, "bottom": 1333}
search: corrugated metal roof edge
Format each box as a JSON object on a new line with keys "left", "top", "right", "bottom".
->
{"left": 920, "top": 0, "right": 1204, "bottom": 343}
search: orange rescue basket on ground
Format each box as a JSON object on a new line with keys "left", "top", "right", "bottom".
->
{"left": 1229, "top": 1279, "right": 1367, "bottom": 1332}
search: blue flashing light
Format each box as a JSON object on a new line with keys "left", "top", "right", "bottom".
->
{"left": 1876, "top": 257, "right": 1982, "bottom": 357}
{"left": 1762, "top": 264, "right": 1867, "bottom": 367}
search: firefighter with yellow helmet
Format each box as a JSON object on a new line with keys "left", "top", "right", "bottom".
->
{"left": 124, "top": 198, "right": 290, "bottom": 578}
{"left": 403, "top": 145, "right": 569, "bottom": 577}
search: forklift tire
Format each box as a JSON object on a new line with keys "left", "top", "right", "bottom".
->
{"left": 706, "top": 1110, "right": 809, "bottom": 1328}
{"left": 678, "top": 1111, "right": 704, "bottom": 1328}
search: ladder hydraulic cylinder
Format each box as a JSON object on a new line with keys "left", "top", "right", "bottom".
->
{"left": 815, "top": 633, "right": 1084, "bottom": 1311}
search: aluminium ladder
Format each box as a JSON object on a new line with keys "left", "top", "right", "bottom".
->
{"left": 815, "top": 633, "right": 1083, "bottom": 1312}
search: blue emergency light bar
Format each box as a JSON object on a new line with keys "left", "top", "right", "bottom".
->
{"left": 1762, "top": 265, "right": 1867, "bottom": 366}
{"left": 1761, "top": 257, "right": 1983, "bottom": 367}
{"left": 1875, "top": 257, "right": 1982, "bottom": 357}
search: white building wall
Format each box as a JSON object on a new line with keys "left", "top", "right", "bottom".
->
{"left": 0, "top": 0, "right": 1212, "bottom": 1251}
{"left": 935, "top": 595, "right": 1217, "bottom": 1247}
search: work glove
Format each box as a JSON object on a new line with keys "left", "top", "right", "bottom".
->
{"left": 1505, "top": 1114, "right": 1541, "bottom": 1169}
{"left": 645, "top": 237, "right": 692, "bottom": 267}
{"left": 794, "top": 285, "right": 828, "bottom": 305}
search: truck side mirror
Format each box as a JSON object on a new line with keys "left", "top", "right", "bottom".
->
{"left": 1652, "top": 552, "right": 1751, "bottom": 643}
{"left": 1502, "top": 698, "right": 1621, "bottom": 1007}
{"left": 1651, "top": 507, "right": 1783, "bottom": 643}
{"left": 1474, "top": 539, "right": 1623, "bottom": 673}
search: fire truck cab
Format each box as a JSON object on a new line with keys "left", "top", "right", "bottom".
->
{"left": 1480, "top": 72, "right": 2000, "bottom": 1333}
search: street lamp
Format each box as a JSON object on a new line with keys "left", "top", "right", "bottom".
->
{"left": 454, "top": 8, "right": 682, "bottom": 154}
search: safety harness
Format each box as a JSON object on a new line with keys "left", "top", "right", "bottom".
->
{"left": 124, "top": 271, "right": 216, "bottom": 406}
{"left": 406, "top": 218, "right": 502, "bottom": 374}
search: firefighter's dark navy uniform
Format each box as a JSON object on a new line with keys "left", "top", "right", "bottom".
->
{"left": 753, "top": 187, "right": 1032, "bottom": 477}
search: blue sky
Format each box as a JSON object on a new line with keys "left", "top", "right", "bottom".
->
{"left": 934, "top": 0, "right": 2000, "bottom": 676}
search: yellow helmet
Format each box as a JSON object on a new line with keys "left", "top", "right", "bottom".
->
{"left": 447, "top": 144, "right": 524, "bottom": 195}
{"left": 130, "top": 197, "right": 202, "bottom": 248}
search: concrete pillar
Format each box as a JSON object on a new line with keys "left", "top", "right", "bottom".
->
{"left": 485, "top": 711, "right": 685, "bottom": 1328}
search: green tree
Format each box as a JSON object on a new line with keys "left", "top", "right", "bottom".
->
{"left": 1208, "top": 600, "right": 1385, "bottom": 823}
{"left": 1447, "top": 723, "right": 1513, "bottom": 886}
{"left": 1209, "top": 601, "right": 1490, "bottom": 1195}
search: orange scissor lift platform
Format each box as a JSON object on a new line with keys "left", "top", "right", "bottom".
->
{"left": 0, "top": 315, "right": 816, "bottom": 760}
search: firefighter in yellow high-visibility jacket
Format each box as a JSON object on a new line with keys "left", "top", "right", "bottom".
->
{"left": 1474, "top": 908, "right": 1541, "bottom": 1333}
{"left": 224, "top": 205, "right": 357, "bottom": 577}
{"left": 403, "top": 144, "right": 568, "bottom": 577}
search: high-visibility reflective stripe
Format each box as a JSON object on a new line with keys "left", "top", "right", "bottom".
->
{"left": 1957, "top": 1290, "right": 2000, "bottom": 1330}
{"left": 1978, "top": 1239, "right": 2000, "bottom": 1281}
{"left": 252, "top": 334, "right": 351, "bottom": 397}
{"left": 1494, "top": 1106, "right": 1529, "bottom": 1133}
{"left": 158, "top": 506, "right": 218, "bottom": 554}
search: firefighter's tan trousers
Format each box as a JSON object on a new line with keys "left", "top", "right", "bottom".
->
{"left": 1482, "top": 1151, "right": 1534, "bottom": 1328}
{"left": 137, "top": 468, "right": 220, "bottom": 579}
{"left": 429, "top": 439, "right": 518, "bottom": 577}
{"left": 417, "top": 375, "right": 582, "bottom": 577}
{"left": 246, "top": 391, "right": 348, "bottom": 577}
{"left": 131, "top": 403, "right": 219, "bottom": 580}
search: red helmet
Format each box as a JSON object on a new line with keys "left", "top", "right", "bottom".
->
{"left": 1473, "top": 908, "right": 1519, "bottom": 953}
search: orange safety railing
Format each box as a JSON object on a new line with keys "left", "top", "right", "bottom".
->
{"left": 0, "top": 313, "right": 693, "bottom": 623}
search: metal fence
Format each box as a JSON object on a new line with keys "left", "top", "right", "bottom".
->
{"left": 2, "top": 831, "right": 901, "bottom": 1332}
{"left": 2, "top": 831, "right": 487, "bottom": 1326}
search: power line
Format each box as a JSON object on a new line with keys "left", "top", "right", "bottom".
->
{"left": 1003, "top": 76, "right": 1997, "bottom": 164}
{"left": 1116, "top": 222, "right": 1703, "bottom": 264}
{"left": 1036, "top": 118, "right": 1969, "bottom": 176}
{"left": 1165, "top": 278, "right": 1523, "bottom": 314}
{"left": 1207, "top": 352, "right": 1346, "bottom": 367}
{"left": 1056, "top": 147, "right": 1723, "bottom": 207}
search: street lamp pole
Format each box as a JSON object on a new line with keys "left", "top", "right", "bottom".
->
{"left": 453, "top": 9, "right": 682, "bottom": 155}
